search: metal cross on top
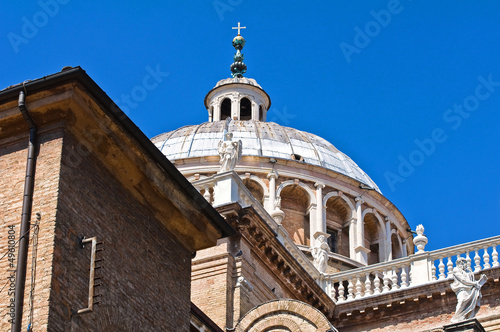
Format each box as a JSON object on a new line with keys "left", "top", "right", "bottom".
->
{"left": 232, "top": 22, "right": 246, "bottom": 36}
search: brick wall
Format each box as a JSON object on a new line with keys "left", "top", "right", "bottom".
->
{"left": 1, "top": 127, "right": 197, "bottom": 331}
{"left": 191, "top": 235, "right": 301, "bottom": 330}
{"left": 191, "top": 239, "right": 232, "bottom": 329}
{"left": 0, "top": 130, "right": 63, "bottom": 330}
{"left": 44, "top": 131, "right": 192, "bottom": 331}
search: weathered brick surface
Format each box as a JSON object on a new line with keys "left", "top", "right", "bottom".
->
{"left": 191, "top": 235, "right": 302, "bottom": 330}
{"left": 0, "top": 130, "right": 63, "bottom": 330}
{"left": 44, "top": 131, "right": 192, "bottom": 331}
{"left": 281, "top": 208, "right": 309, "bottom": 246}
{"left": 1, "top": 127, "right": 196, "bottom": 331}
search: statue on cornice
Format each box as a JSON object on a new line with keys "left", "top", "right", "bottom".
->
{"left": 218, "top": 132, "right": 242, "bottom": 173}
{"left": 450, "top": 257, "right": 487, "bottom": 323}
{"left": 312, "top": 232, "right": 330, "bottom": 274}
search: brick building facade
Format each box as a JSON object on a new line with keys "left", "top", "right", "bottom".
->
{"left": 0, "top": 68, "right": 233, "bottom": 331}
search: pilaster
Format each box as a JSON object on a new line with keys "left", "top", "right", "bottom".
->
{"left": 385, "top": 217, "right": 392, "bottom": 261}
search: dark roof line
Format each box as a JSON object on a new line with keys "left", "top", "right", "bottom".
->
{"left": 0, "top": 66, "right": 235, "bottom": 238}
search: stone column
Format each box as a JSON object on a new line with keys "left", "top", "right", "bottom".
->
{"left": 266, "top": 170, "right": 278, "bottom": 213}
{"left": 402, "top": 239, "right": 408, "bottom": 257}
{"left": 348, "top": 218, "right": 357, "bottom": 260}
{"left": 308, "top": 204, "right": 317, "bottom": 247}
{"left": 232, "top": 96, "right": 240, "bottom": 120}
{"left": 214, "top": 102, "right": 221, "bottom": 121}
{"left": 354, "top": 197, "right": 369, "bottom": 264}
{"left": 251, "top": 101, "right": 258, "bottom": 120}
{"left": 314, "top": 182, "right": 325, "bottom": 234}
{"left": 385, "top": 217, "right": 392, "bottom": 262}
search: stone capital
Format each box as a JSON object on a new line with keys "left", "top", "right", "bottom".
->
{"left": 355, "top": 196, "right": 364, "bottom": 204}
{"left": 314, "top": 182, "right": 325, "bottom": 189}
{"left": 271, "top": 208, "right": 285, "bottom": 224}
{"left": 267, "top": 170, "right": 278, "bottom": 179}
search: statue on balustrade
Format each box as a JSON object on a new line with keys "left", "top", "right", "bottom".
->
{"left": 312, "top": 232, "right": 330, "bottom": 274}
{"left": 450, "top": 257, "right": 487, "bottom": 323}
{"left": 218, "top": 132, "right": 242, "bottom": 173}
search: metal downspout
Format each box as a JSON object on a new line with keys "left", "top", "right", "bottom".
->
{"left": 12, "top": 90, "right": 38, "bottom": 332}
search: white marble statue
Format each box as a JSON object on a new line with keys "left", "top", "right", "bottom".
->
{"left": 218, "top": 132, "right": 242, "bottom": 173}
{"left": 450, "top": 257, "right": 487, "bottom": 323}
{"left": 312, "top": 233, "right": 330, "bottom": 274}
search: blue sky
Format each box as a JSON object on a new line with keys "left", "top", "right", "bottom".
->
{"left": 1, "top": 1, "right": 499, "bottom": 250}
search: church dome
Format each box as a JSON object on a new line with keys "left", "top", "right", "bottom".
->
{"left": 151, "top": 120, "right": 380, "bottom": 193}
{"left": 150, "top": 26, "right": 412, "bottom": 270}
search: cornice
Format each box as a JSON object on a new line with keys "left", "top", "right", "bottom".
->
{"left": 216, "top": 202, "right": 336, "bottom": 318}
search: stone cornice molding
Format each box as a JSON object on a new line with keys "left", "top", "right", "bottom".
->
{"left": 216, "top": 202, "right": 336, "bottom": 318}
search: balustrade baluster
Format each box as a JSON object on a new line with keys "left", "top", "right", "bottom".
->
{"left": 347, "top": 278, "right": 354, "bottom": 301}
{"left": 401, "top": 266, "right": 408, "bottom": 287}
{"left": 447, "top": 256, "right": 453, "bottom": 278}
{"left": 483, "top": 247, "right": 491, "bottom": 269}
{"left": 474, "top": 250, "right": 481, "bottom": 272}
{"left": 382, "top": 270, "right": 391, "bottom": 293}
{"left": 391, "top": 267, "right": 399, "bottom": 290}
{"left": 322, "top": 237, "right": 500, "bottom": 305}
{"left": 373, "top": 273, "right": 381, "bottom": 294}
{"left": 364, "top": 272, "right": 372, "bottom": 296}
{"left": 337, "top": 280, "right": 345, "bottom": 302}
{"left": 492, "top": 246, "right": 499, "bottom": 267}
{"left": 355, "top": 275, "right": 364, "bottom": 298}
{"left": 438, "top": 258, "right": 446, "bottom": 280}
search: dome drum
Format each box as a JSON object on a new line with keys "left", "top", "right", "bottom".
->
{"left": 204, "top": 78, "right": 271, "bottom": 122}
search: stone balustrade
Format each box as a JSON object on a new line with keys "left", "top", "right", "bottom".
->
{"left": 323, "top": 235, "right": 500, "bottom": 303}
{"left": 428, "top": 235, "right": 500, "bottom": 280}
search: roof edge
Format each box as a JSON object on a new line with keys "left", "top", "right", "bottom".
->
{"left": 0, "top": 67, "right": 235, "bottom": 239}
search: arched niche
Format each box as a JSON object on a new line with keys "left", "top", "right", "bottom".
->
{"left": 221, "top": 98, "right": 231, "bottom": 120}
{"left": 243, "top": 178, "right": 265, "bottom": 206}
{"left": 363, "top": 212, "right": 385, "bottom": 264}
{"left": 280, "top": 184, "right": 311, "bottom": 246}
{"left": 391, "top": 230, "right": 404, "bottom": 259}
{"left": 324, "top": 195, "right": 351, "bottom": 256}
{"left": 240, "top": 97, "right": 252, "bottom": 120}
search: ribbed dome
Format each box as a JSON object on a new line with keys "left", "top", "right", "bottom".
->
{"left": 152, "top": 120, "right": 380, "bottom": 192}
